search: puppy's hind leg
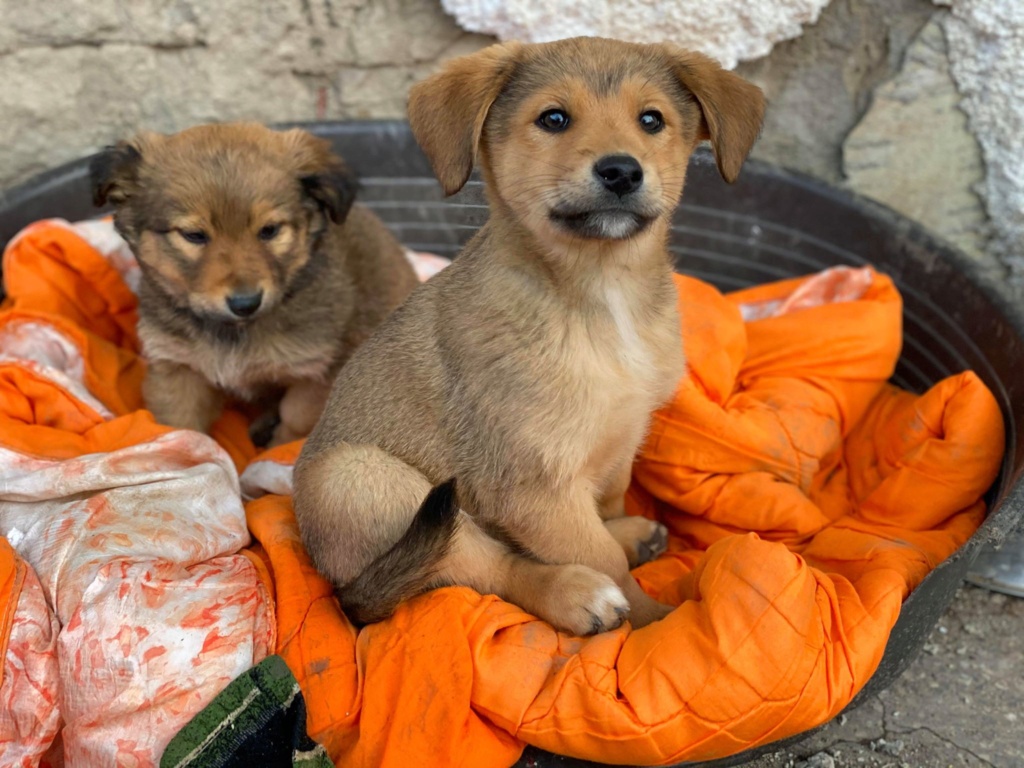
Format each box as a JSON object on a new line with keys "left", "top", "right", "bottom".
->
{"left": 435, "top": 521, "right": 630, "bottom": 636}
{"left": 604, "top": 517, "right": 669, "bottom": 568}
{"left": 294, "top": 444, "right": 632, "bottom": 635}
{"left": 293, "top": 443, "right": 444, "bottom": 623}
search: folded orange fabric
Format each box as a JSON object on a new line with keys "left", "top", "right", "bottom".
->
{"left": 0, "top": 219, "right": 1004, "bottom": 768}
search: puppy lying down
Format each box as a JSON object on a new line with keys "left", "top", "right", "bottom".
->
{"left": 90, "top": 123, "right": 418, "bottom": 446}
{"left": 294, "top": 38, "right": 765, "bottom": 635}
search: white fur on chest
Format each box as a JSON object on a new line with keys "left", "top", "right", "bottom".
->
{"left": 551, "top": 275, "right": 680, "bottom": 434}
{"left": 601, "top": 281, "right": 654, "bottom": 373}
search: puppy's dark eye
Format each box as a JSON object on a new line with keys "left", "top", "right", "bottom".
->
{"left": 258, "top": 223, "right": 281, "bottom": 241}
{"left": 639, "top": 110, "right": 664, "bottom": 134}
{"left": 537, "top": 109, "right": 570, "bottom": 133}
{"left": 179, "top": 229, "right": 209, "bottom": 245}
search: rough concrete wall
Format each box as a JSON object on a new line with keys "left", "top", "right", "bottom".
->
{"left": 736, "top": 0, "right": 936, "bottom": 184}
{"left": 0, "top": 0, "right": 491, "bottom": 188}
{"left": 0, "top": 0, "right": 936, "bottom": 192}
{"left": 842, "top": 15, "right": 990, "bottom": 265}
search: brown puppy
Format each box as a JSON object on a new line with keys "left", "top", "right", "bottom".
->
{"left": 294, "top": 38, "right": 765, "bottom": 635}
{"left": 90, "top": 123, "right": 418, "bottom": 445}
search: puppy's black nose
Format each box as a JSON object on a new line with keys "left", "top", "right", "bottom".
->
{"left": 594, "top": 155, "right": 644, "bottom": 197}
{"left": 226, "top": 290, "right": 263, "bottom": 318}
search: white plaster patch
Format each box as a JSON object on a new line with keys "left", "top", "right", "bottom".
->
{"left": 439, "top": 0, "right": 832, "bottom": 68}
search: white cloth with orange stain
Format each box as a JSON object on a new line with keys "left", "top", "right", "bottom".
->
{"left": 0, "top": 221, "right": 276, "bottom": 766}
{"left": 737, "top": 265, "right": 875, "bottom": 321}
{"left": 0, "top": 435, "right": 275, "bottom": 766}
{"left": 0, "top": 564, "right": 60, "bottom": 768}
{"left": 0, "top": 218, "right": 450, "bottom": 767}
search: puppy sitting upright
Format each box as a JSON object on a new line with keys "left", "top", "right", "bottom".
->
{"left": 294, "top": 38, "right": 765, "bottom": 635}
{"left": 90, "top": 123, "right": 418, "bottom": 445}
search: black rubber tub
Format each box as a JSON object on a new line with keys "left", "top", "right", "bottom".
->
{"left": 1, "top": 120, "right": 1022, "bottom": 768}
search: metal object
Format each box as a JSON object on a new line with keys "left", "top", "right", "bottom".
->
{"left": 968, "top": 529, "right": 1024, "bottom": 598}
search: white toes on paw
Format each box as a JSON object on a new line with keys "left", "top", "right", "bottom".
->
{"left": 586, "top": 581, "right": 630, "bottom": 635}
{"left": 545, "top": 565, "right": 630, "bottom": 636}
{"left": 592, "top": 582, "right": 629, "bottom": 619}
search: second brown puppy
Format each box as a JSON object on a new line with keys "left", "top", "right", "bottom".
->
{"left": 295, "top": 38, "right": 766, "bottom": 634}
{"left": 91, "top": 123, "right": 418, "bottom": 445}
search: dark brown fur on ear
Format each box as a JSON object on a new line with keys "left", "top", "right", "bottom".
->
{"left": 301, "top": 168, "right": 359, "bottom": 224}
{"left": 407, "top": 43, "right": 522, "bottom": 196}
{"left": 284, "top": 129, "right": 360, "bottom": 224}
{"left": 89, "top": 141, "right": 143, "bottom": 207}
{"left": 663, "top": 47, "right": 766, "bottom": 183}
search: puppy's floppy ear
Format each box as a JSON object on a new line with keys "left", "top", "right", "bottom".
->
{"left": 663, "top": 47, "right": 766, "bottom": 183}
{"left": 89, "top": 140, "right": 143, "bottom": 207}
{"left": 284, "top": 129, "right": 359, "bottom": 224}
{"left": 301, "top": 166, "right": 358, "bottom": 225}
{"left": 407, "top": 42, "right": 522, "bottom": 196}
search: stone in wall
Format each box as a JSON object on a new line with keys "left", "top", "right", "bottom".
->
{"left": 842, "top": 14, "right": 993, "bottom": 267}
{"left": 736, "top": 0, "right": 936, "bottom": 184}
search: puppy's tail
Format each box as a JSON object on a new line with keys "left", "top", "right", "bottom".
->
{"left": 338, "top": 478, "right": 460, "bottom": 626}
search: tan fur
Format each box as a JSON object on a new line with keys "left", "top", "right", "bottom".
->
{"left": 90, "top": 123, "right": 418, "bottom": 445}
{"left": 294, "top": 37, "right": 765, "bottom": 635}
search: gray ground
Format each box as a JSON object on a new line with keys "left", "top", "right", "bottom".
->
{"left": 743, "top": 585, "right": 1024, "bottom": 768}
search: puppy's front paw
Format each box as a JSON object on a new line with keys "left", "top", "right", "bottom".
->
{"left": 542, "top": 565, "right": 629, "bottom": 636}
{"left": 605, "top": 517, "right": 669, "bottom": 568}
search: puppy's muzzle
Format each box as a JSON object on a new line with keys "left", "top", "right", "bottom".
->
{"left": 594, "top": 155, "right": 643, "bottom": 198}
{"left": 549, "top": 153, "right": 658, "bottom": 241}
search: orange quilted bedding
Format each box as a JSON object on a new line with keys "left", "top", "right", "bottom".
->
{"left": 0, "top": 218, "right": 1004, "bottom": 767}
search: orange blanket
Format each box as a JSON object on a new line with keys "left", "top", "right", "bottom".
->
{"left": 0, "top": 219, "right": 1004, "bottom": 767}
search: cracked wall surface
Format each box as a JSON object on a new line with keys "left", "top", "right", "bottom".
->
{"left": 842, "top": 14, "right": 990, "bottom": 265}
